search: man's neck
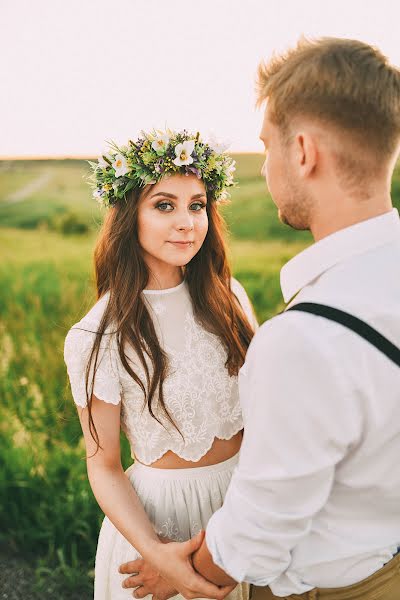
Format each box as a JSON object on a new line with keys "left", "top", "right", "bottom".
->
{"left": 310, "top": 195, "right": 393, "bottom": 242}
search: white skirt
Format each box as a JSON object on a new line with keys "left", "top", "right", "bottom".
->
{"left": 94, "top": 452, "right": 249, "bottom": 600}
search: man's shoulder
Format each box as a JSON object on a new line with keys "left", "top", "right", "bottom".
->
{"left": 249, "top": 310, "right": 319, "bottom": 355}
{"left": 247, "top": 304, "right": 352, "bottom": 373}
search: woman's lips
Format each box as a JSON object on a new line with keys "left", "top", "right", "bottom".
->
{"left": 167, "top": 241, "right": 194, "bottom": 248}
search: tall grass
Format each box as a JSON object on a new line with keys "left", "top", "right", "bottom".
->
{"left": 0, "top": 222, "right": 305, "bottom": 593}
{"left": 1, "top": 155, "right": 399, "bottom": 595}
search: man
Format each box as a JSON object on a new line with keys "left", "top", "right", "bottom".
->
{"left": 120, "top": 37, "right": 400, "bottom": 599}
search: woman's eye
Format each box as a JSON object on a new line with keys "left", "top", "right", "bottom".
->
{"left": 190, "top": 202, "right": 206, "bottom": 211}
{"left": 156, "top": 202, "right": 174, "bottom": 211}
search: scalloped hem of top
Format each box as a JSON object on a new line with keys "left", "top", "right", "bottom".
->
{"left": 129, "top": 422, "right": 244, "bottom": 466}
{"left": 126, "top": 450, "right": 240, "bottom": 479}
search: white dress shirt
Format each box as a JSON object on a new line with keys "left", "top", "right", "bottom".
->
{"left": 206, "top": 209, "right": 400, "bottom": 596}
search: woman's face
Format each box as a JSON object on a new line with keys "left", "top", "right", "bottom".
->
{"left": 137, "top": 174, "right": 209, "bottom": 275}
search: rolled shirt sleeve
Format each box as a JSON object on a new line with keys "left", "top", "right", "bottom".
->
{"left": 206, "top": 313, "right": 361, "bottom": 586}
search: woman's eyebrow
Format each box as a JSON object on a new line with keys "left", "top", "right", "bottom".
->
{"left": 150, "top": 192, "right": 177, "bottom": 199}
{"left": 150, "top": 192, "right": 207, "bottom": 200}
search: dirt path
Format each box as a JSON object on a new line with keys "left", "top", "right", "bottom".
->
{"left": 0, "top": 552, "right": 91, "bottom": 600}
{"left": 0, "top": 552, "right": 41, "bottom": 599}
{"left": 5, "top": 171, "right": 52, "bottom": 204}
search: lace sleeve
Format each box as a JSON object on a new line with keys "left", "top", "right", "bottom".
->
{"left": 231, "top": 277, "right": 259, "bottom": 330}
{"left": 64, "top": 323, "right": 122, "bottom": 408}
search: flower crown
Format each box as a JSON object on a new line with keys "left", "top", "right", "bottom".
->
{"left": 88, "top": 129, "right": 236, "bottom": 207}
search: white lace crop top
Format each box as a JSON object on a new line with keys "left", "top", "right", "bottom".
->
{"left": 64, "top": 278, "right": 257, "bottom": 465}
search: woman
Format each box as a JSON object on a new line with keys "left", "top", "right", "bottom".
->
{"left": 64, "top": 129, "right": 257, "bottom": 600}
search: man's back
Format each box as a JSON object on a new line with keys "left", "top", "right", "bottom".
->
{"left": 207, "top": 210, "right": 400, "bottom": 596}
{"left": 286, "top": 217, "right": 400, "bottom": 582}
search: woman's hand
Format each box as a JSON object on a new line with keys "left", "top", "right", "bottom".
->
{"left": 120, "top": 531, "right": 235, "bottom": 600}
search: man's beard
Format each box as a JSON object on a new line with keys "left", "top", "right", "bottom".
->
{"left": 277, "top": 174, "right": 312, "bottom": 231}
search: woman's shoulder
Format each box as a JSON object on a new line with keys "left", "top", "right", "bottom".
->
{"left": 231, "top": 276, "right": 247, "bottom": 298}
{"left": 64, "top": 292, "right": 122, "bottom": 407}
{"left": 230, "top": 276, "right": 252, "bottom": 308}
{"left": 230, "top": 277, "right": 258, "bottom": 329}
{"left": 68, "top": 292, "right": 110, "bottom": 330}
{"left": 64, "top": 292, "right": 112, "bottom": 357}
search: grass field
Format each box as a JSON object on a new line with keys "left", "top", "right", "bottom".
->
{"left": 1, "top": 155, "right": 399, "bottom": 597}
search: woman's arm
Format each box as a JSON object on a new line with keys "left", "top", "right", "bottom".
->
{"left": 78, "top": 395, "right": 229, "bottom": 600}
{"left": 77, "top": 394, "right": 160, "bottom": 558}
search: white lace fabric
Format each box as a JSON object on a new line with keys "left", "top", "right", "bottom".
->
{"left": 64, "top": 278, "right": 257, "bottom": 465}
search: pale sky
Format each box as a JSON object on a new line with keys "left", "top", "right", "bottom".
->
{"left": 1, "top": 0, "right": 400, "bottom": 157}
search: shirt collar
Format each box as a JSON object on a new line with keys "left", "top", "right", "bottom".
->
{"left": 280, "top": 208, "right": 400, "bottom": 303}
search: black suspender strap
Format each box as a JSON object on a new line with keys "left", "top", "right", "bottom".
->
{"left": 286, "top": 302, "right": 400, "bottom": 368}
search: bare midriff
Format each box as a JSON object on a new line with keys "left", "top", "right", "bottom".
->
{"left": 135, "top": 430, "right": 243, "bottom": 469}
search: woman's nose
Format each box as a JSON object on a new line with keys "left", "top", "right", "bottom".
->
{"left": 176, "top": 211, "right": 194, "bottom": 231}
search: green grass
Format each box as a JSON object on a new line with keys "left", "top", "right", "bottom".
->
{"left": 1, "top": 154, "right": 399, "bottom": 596}
{"left": 0, "top": 227, "right": 305, "bottom": 594}
{"left": 0, "top": 156, "right": 313, "bottom": 241}
{"left": 2, "top": 156, "right": 398, "bottom": 240}
{"left": 0, "top": 160, "right": 99, "bottom": 230}
{"left": 0, "top": 154, "right": 309, "bottom": 595}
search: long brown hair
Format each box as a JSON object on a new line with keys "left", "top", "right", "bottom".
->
{"left": 84, "top": 184, "right": 255, "bottom": 450}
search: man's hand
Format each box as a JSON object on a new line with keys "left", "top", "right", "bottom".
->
{"left": 120, "top": 536, "right": 177, "bottom": 600}
{"left": 119, "top": 531, "right": 234, "bottom": 600}
{"left": 120, "top": 556, "right": 178, "bottom": 600}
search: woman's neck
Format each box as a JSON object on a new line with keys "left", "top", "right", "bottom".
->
{"left": 145, "top": 266, "right": 184, "bottom": 291}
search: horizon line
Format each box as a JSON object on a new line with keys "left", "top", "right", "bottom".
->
{"left": 0, "top": 151, "right": 264, "bottom": 161}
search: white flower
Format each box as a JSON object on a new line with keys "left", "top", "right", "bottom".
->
{"left": 173, "top": 140, "right": 195, "bottom": 166}
{"left": 93, "top": 189, "right": 104, "bottom": 202}
{"left": 152, "top": 134, "right": 170, "bottom": 154}
{"left": 214, "top": 159, "right": 224, "bottom": 174}
{"left": 207, "top": 133, "right": 230, "bottom": 154}
{"left": 225, "top": 161, "right": 236, "bottom": 185}
{"left": 112, "top": 154, "right": 129, "bottom": 177}
{"left": 97, "top": 154, "right": 111, "bottom": 169}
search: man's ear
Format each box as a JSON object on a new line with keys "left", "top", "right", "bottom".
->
{"left": 294, "top": 131, "right": 317, "bottom": 179}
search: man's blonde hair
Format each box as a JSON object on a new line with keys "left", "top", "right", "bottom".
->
{"left": 257, "top": 37, "right": 400, "bottom": 161}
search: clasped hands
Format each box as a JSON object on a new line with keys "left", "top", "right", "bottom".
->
{"left": 119, "top": 531, "right": 236, "bottom": 600}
